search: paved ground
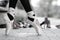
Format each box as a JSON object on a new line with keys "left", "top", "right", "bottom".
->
{"left": 0, "top": 28, "right": 60, "bottom": 40}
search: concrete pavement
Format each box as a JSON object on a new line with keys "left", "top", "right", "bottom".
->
{"left": 0, "top": 28, "right": 60, "bottom": 40}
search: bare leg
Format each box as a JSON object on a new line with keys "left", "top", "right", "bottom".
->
{"left": 34, "top": 19, "right": 43, "bottom": 35}
{"left": 3, "top": 13, "right": 13, "bottom": 36}
{"left": 26, "top": 19, "right": 42, "bottom": 36}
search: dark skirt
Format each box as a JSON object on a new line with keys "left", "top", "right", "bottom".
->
{"left": 9, "top": 0, "right": 32, "bottom": 12}
{"left": 9, "top": 0, "right": 17, "bottom": 9}
{"left": 20, "top": 0, "right": 32, "bottom": 12}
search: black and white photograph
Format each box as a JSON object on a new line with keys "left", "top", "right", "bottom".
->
{"left": 0, "top": 0, "right": 60, "bottom": 40}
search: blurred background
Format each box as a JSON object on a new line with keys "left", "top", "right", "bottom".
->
{"left": 16, "top": 0, "right": 60, "bottom": 18}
